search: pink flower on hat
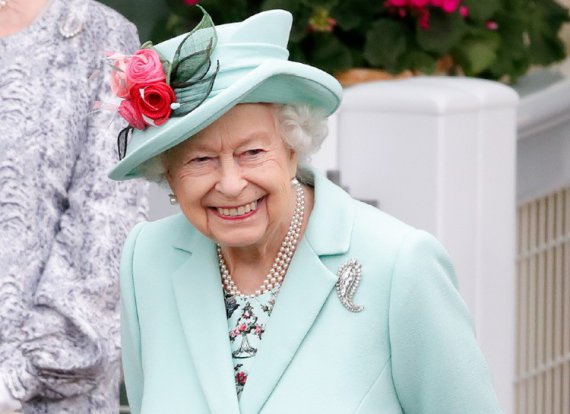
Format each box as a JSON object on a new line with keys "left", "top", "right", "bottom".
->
{"left": 108, "top": 53, "right": 131, "bottom": 98}
{"left": 127, "top": 49, "right": 166, "bottom": 86}
{"left": 118, "top": 99, "right": 146, "bottom": 130}
{"left": 108, "top": 47, "right": 176, "bottom": 130}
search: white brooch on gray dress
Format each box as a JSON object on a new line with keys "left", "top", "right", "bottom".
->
{"left": 336, "top": 259, "right": 364, "bottom": 312}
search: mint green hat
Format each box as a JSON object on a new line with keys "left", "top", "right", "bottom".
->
{"left": 108, "top": 8, "right": 343, "bottom": 181}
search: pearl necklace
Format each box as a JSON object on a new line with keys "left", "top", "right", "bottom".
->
{"left": 218, "top": 178, "right": 305, "bottom": 297}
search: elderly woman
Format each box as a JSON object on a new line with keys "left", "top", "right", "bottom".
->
{"left": 109, "top": 7, "right": 504, "bottom": 414}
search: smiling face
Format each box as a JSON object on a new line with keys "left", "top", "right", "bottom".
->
{"left": 165, "top": 103, "right": 298, "bottom": 251}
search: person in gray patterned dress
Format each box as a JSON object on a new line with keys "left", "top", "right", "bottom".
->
{"left": 0, "top": 0, "right": 148, "bottom": 412}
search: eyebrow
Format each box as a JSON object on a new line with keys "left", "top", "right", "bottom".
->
{"left": 189, "top": 131, "right": 270, "bottom": 152}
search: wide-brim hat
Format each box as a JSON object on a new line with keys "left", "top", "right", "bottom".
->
{"left": 109, "top": 9, "right": 343, "bottom": 181}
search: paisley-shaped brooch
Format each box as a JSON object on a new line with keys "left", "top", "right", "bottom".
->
{"left": 335, "top": 259, "right": 364, "bottom": 313}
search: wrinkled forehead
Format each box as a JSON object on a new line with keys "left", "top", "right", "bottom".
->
{"left": 166, "top": 103, "right": 282, "bottom": 156}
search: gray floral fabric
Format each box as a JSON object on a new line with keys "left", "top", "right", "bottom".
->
{"left": 0, "top": 0, "right": 148, "bottom": 412}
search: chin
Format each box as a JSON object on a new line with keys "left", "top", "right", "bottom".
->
{"left": 213, "top": 229, "right": 266, "bottom": 249}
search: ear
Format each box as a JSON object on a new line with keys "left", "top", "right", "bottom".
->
{"left": 287, "top": 147, "right": 298, "bottom": 178}
{"left": 165, "top": 167, "right": 176, "bottom": 193}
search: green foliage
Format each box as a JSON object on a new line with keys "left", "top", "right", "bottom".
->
{"left": 416, "top": 10, "right": 467, "bottom": 54}
{"left": 153, "top": 0, "right": 570, "bottom": 83}
{"left": 364, "top": 20, "right": 409, "bottom": 69}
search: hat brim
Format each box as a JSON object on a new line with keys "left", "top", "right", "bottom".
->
{"left": 108, "top": 59, "right": 342, "bottom": 181}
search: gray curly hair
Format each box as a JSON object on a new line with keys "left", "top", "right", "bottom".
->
{"left": 138, "top": 103, "right": 329, "bottom": 185}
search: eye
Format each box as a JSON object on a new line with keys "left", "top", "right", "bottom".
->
{"left": 242, "top": 149, "right": 264, "bottom": 157}
{"left": 190, "top": 156, "right": 212, "bottom": 164}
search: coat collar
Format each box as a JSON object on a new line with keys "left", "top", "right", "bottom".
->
{"left": 170, "top": 167, "right": 355, "bottom": 413}
{"left": 171, "top": 230, "right": 241, "bottom": 413}
{"left": 303, "top": 167, "right": 354, "bottom": 256}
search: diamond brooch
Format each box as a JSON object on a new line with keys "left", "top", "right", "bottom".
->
{"left": 335, "top": 259, "right": 364, "bottom": 313}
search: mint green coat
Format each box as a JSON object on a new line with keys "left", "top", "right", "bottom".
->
{"left": 120, "top": 169, "right": 503, "bottom": 414}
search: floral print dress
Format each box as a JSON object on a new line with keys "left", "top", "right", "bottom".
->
{"left": 225, "top": 288, "right": 279, "bottom": 398}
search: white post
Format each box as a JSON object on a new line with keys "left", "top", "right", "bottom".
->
{"left": 326, "top": 77, "right": 518, "bottom": 414}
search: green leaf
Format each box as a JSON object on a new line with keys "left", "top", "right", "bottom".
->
{"left": 416, "top": 9, "right": 467, "bottom": 55}
{"left": 401, "top": 50, "right": 437, "bottom": 74}
{"left": 484, "top": 10, "right": 529, "bottom": 82}
{"left": 462, "top": 0, "right": 500, "bottom": 22}
{"left": 364, "top": 19, "right": 408, "bottom": 69}
{"left": 333, "top": 0, "right": 379, "bottom": 31}
{"left": 301, "top": 0, "right": 338, "bottom": 8}
{"left": 525, "top": 0, "right": 570, "bottom": 66}
{"left": 261, "top": 0, "right": 299, "bottom": 12}
{"left": 309, "top": 34, "right": 353, "bottom": 73}
{"left": 528, "top": 33, "right": 566, "bottom": 66}
{"left": 452, "top": 30, "right": 501, "bottom": 76}
{"left": 170, "top": 6, "right": 217, "bottom": 86}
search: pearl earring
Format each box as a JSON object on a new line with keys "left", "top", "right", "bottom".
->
{"left": 168, "top": 193, "right": 178, "bottom": 205}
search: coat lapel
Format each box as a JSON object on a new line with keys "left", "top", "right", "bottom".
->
{"left": 239, "top": 169, "right": 356, "bottom": 413}
{"left": 171, "top": 225, "right": 240, "bottom": 413}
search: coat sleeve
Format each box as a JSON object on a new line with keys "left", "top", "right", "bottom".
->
{"left": 2, "top": 14, "right": 149, "bottom": 403}
{"left": 120, "top": 222, "right": 147, "bottom": 414}
{"left": 388, "top": 230, "right": 504, "bottom": 414}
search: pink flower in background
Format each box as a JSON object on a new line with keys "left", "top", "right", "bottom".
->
{"left": 184, "top": 0, "right": 201, "bottom": 5}
{"left": 410, "top": 0, "right": 429, "bottom": 7}
{"left": 418, "top": 8, "right": 430, "bottom": 29}
{"left": 386, "top": 0, "right": 409, "bottom": 6}
{"left": 387, "top": 0, "right": 465, "bottom": 24}
{"left": 439, "top": 0, "right": 461, "bottom": 13}
{"left": 486, "top": 20, "right": 499, "bottom": 30}
{"left": 307, "top": 7, "right": 337, "bottom": 32}
{"left": 126, "top": 49, "right": 166, "bottom": 87}
{"left": 429, "top": 0, "right": 460, "bottom": 13}
{"left": 118, "top": 99, "right": 145, "bottom": 130}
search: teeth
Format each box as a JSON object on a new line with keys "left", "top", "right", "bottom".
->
{"left": 217, "top": 200, "right": 257, "bottom": 217}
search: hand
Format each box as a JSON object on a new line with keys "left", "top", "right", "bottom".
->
{"left": 0, "top": 379, "right": 21, "bottom": 414}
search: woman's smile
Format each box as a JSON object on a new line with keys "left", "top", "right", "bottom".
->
{"left": 211, "top": 197, "right": 263, "bottom": 220}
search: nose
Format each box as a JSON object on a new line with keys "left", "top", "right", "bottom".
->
{"left": 214, "top": 157, "right": 247, "bottom": 197}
